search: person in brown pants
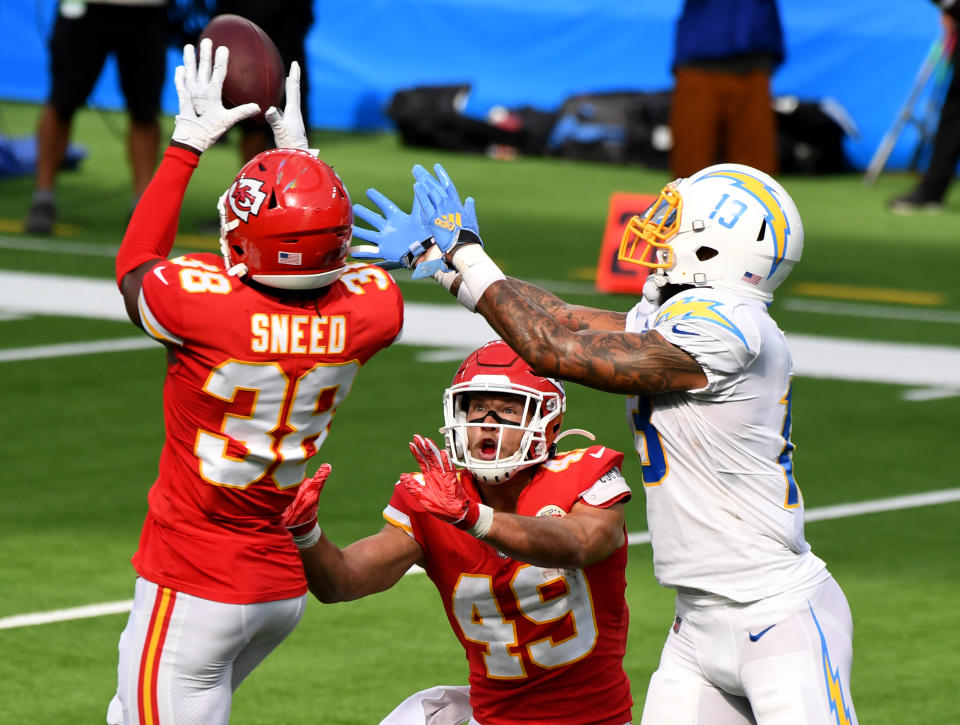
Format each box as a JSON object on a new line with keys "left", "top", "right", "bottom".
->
{"left": 669, "top": 0, "right": 784, "bottom": 180}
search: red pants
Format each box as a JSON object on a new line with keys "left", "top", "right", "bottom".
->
{"left": 669, "top": 68, "right": 778, "bottom": 179}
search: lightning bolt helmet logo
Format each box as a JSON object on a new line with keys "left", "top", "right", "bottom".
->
{"left": 617, "top": 163, "right": 804, "bottom": 303}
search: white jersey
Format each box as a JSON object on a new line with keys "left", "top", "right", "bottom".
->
{"left": 625, "top": 287, "right": 825, "bottom": 602}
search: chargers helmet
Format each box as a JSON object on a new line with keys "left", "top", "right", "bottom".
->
{"left": 618, "top": 163, "right": 803, "bottom": 302}
{"left": 442, "top": 340, "right": 565, "bottom": 484}
{"left": 218, "top": 148, "right": 352, "bottom": 290}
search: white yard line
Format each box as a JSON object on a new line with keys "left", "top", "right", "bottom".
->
{"left": 782, "top": 298, "right": 960, "bottom": 325}
{"left": 2, "top": 271, "right": 960, "bottom": 389}
{"left": 2, "top": 487, "right": 958, "bottom": 631}
{"left": 0, "top": 337, "right": 154, "bottom": 362}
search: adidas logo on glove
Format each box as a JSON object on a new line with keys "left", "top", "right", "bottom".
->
{"left": 433, "top": 212, "right": 462, "bottom": 231}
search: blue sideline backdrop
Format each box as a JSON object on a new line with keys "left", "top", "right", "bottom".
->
{"left": 0, "top": 0, "right": 945, "bottom": 170}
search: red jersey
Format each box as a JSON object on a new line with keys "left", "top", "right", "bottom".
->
{"left": 385, "top": 446, "right": 633, "bottom": 725}
{"left": 132, "top": 254, "right": 403, "bottom": 603}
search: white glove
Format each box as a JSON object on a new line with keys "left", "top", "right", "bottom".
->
{"left": 633, "top": 272, "right": 668, "bottom": 317}
{"left": 265, "top": 61, "right": 312, "bottom": 152}
{"left": 642, "top": 272, "right": 668, "bottom": 305}
{"left": 171, "top": 39, "right": 261, "bottom": 153}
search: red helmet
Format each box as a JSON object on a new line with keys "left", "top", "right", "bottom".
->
{"left": 217, "top": 148, "right": 352, "bottom": 290}
{"left": 442, "top": 340, "right": 566, "bottom": 483}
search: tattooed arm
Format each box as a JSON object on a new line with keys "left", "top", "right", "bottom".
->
{"left": 505, "top": 277, "right": 628, "bottom": 331}
{"left": 477, "top": 278, "right": 707, "bottom": 395}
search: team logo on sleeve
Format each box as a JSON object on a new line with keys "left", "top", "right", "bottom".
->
{"left": 228, "top": 178, "right": 267, "bottom": 222}
{"left": 536, "top": 505, "right": 566, "bottom": 518}
{"left": 656, "top": 296, "right": 750, "bottom": 350}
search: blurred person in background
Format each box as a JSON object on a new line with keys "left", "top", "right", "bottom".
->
{"left": 669, "top": 0, "right": 784, "bottom": 178}
{"left": 25, "top": 0, "right": 168, "bottom": 234}
{"left": 889, "top": 0, "right": 960, "bottom": 213}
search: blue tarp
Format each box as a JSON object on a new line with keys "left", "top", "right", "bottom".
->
{"left": 0, "top": 135, "right": 86, "bottom": 178}
{"left": 0, "top": 0, "right": 945, "bottom": 170}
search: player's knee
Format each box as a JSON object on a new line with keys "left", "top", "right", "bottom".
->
{"left": 742, "top": 657, "right": 808, "bottom": 725}
{"left": 49, "top": 102, "right": 78, "bottom": 124}
{"left": 128, "top": 108, "right": 160, "bottom": 126}
{"left": 640, "top": 669, "right": 702, "bottom": 725}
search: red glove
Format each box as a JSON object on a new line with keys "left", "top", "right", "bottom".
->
{"left": 400, "top": 435, "right": 484, "bottom": 531}
{"left": 282, "top": 463, "right": 332, "bottom": 548}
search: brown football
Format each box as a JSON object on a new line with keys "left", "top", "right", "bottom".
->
{"left": 199, "top": 14, "right": 285, "bottom": 121}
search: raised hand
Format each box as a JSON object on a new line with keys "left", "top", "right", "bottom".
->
{"left": 265, "top": 61, "right": 310, "bottom": 151}
{"left": 171, "top": 39, "right": 261, "bottom": 153}
{"left": 411, "top": 163, "right": 481, "bottom": 254}
{"left": 400, "top": 435, "right": 487, "bottom": 532}
{"left": 401, "top": 435, "right": 473, "bottom": 526}
{"left": 351, "top": 189, "right": 434, "bottom": 269}
{"left": 281, "top": 463, "right": 332, "bottom": 549}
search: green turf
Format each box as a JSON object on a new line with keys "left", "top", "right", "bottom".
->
{"left": 1, "top": 99, "right": 959, "bottom": 723}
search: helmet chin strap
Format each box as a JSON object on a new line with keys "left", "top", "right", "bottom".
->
{"left": 217, "top": 190, "right": 247, "bottom": 277}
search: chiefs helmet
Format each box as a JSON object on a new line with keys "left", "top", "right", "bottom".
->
{"left": 618, "top": 163, "right": 804, "bottom": 302}
{"left": 441, "top": 340, "right": 566, "bottom": 484}
{"left": 217, "top": 148, "right": 352, "bottom": 290}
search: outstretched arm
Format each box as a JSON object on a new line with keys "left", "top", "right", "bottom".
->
{"left": 482, "top": 502, "right": 625, "bottom": 569}
{"left": 116, "top": 39, "right": 260, "bottom": 325}
{"left": 477, "top": 278, "right": 705, "bottom": 394}
{"left": 298, "top": 525, "right": 424, "bottom": 603}
{"left": 504, "top": 277, "right": 628, "bottom": 331}
{"left": 405, "top": 164, "right": 705, "bottom": 394}
{"left": 282, "top": 464, "right": 425, "bottom": 603}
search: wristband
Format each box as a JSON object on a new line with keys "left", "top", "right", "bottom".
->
{"left": 450, "top": 245, "right": 506, "bottom": 305}
{"left": 467, "top": 504, "right": 494, "bottom": 539}
{"left": 291, "top": 522, "right": 322, "bottom": 549}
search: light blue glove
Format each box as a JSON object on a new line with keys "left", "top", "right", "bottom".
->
{"left": 350, "top": 189, "right": 434, "bottom": 270}
{"left": 411, "top": 163, "right": 482, "bottom": 254}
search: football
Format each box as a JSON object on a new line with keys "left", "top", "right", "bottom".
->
{"left": 199, "top": 14, "right": 285, "bottom": 120}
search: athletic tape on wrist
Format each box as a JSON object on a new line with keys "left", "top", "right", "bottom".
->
{"left": 468, "top": 504, "right": 494, "bottom": 538}
{"left": 451, "top": 245, "right": 505, "bottom": 305}
{"left": 455, "top": 279, "right": 479, "bottom": 311}
{"left": 292, "top": 522, "right": 322, "bottom": 549}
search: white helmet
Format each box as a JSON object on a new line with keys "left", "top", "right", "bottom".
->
{"left": 441, "top": 341, "right": 565, "bottom": 484}
{"left": 618, "top": 163, "right": 804, "bottom": 302}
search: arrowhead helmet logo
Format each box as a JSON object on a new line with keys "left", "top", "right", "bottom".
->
{"left": 228, "top": 178, "right": 268, "bottom": 222}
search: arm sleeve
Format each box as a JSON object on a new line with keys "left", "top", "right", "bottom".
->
{"left": 575, "top": 447, "right": 631, "bottom": 507}
{"left": 383, "top": 478, "right": 422, "bottom": 540}
{"left": 115, "top": 146, "right": 200, "bottom": 287}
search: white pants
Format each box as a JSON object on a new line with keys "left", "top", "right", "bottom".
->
{"left": 379, "top": 686, "right": 472, "bottom": 725}
{"left": 640, "top": 573, "right": 857, "bottom": 725}
{"left": 379, "top": 685, "right": 632, "bottom": 725}
{"left": 106, "top": 577, "right": 306, "bottom": 725}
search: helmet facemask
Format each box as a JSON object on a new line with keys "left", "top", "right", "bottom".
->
{"left": 442, "top": 378, "right": 564, "bottom": 484}
{"left": 618, "top": 183, "right": 682, "bottom": 272}
{"left": 218, "top": 190, "right": 248, "bottom": 279}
